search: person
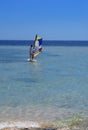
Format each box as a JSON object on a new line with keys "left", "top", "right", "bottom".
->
{"left": 29, "top": 45, "right": 34, "bottom": 61}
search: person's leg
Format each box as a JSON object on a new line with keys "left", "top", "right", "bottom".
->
{"left": 30, "top": 53, "right": 32, "bottom": 61}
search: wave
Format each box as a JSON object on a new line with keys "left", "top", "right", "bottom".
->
{"left": 0, "top": 121, "right": 40, "bottom": 129}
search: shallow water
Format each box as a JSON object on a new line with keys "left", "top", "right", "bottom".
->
{"left": 0, "top": 45, "right": 88, "bottom": 123}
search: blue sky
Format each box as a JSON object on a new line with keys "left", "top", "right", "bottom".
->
{"left": 0, "top": 0, "right": 88, "bottom": 40}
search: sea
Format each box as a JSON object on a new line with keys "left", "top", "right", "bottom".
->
{"left": 0, "top": 40, "right": 88, "bottom": 128}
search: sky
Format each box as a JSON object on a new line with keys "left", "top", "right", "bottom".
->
{"left": 0, "top": 0, "right": 88, "bottom": 40}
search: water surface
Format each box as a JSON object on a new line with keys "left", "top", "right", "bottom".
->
{"left": 0, "top": 44, "right": 88, "bottom": 122}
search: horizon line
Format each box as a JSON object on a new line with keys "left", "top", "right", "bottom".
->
{"left": 0, "top": 39, "right": 88, "bottom": 41}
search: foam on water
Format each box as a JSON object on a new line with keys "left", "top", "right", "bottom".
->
{"left": 0, "top": 121, "right": 40, "bottom": 129}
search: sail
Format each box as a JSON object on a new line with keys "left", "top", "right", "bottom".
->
{"left": 33, "top": 35, "right": 42, "bottom": 58}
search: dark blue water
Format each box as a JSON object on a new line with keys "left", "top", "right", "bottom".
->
{"left": 0, "top": 40, "right": 88, "bottom": 46}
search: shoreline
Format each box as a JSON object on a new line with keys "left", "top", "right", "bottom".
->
{"left": 0, "top": 117, "right": 88, "bottom": 130}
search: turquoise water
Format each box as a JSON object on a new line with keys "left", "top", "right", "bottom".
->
{"left": 0, "top": 45, "right": 88, "bottom": 122}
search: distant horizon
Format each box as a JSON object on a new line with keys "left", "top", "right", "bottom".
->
{"left": 0, "top": 39, "right": 88, "bottom": 41}
{"left": 0, "top": 40, "right": 88, "bottom": 46}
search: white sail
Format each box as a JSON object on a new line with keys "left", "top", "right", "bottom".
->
{"left": 33, "top": 35, "right": 42, "bottom": 58}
